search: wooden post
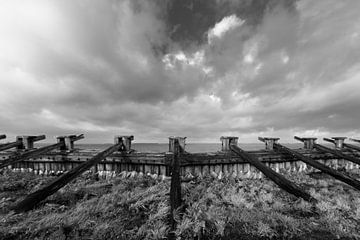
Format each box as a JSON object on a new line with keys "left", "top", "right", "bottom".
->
{"left": 12, "top": 141, "right": 121, "bottom": 213}
{"left": 168, "top": 138, "right": 183, "bottom": 240}
{"left": 332, "top": 137, "right": 346, "bottom": 149}
{"left": 114, "top": 135, "right": 134, "bottom": 152}
{"left": 169, "top": 137, "right": 186, "bottom": 153}
{"left": 220, "top": 136, "right": 238, "bottom": 151}
{"left": 56, "top": 134, "right": 84, "bottom": 151}
{"left": 16, "top": 135, "right": 46, "bottom": 150}
{"left": 258, "top": 137, "right": 280, "bottom": 150}
{"left": 301, "top": 138, "right": 317, "bottom": 150}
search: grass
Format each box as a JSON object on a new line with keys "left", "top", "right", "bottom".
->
{"left": 0, "top": 168, "right": 359, "bottom": 239}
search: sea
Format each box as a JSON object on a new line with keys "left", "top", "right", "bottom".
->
{"left": 58, "top": 142, "right": 305, "bottom": 153}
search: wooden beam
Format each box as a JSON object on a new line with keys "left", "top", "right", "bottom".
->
{"left": 0, "top": 135, "right": 6, "bottom": 140}
{"left": 274, "top": 143, "right": 360, "bottom": 191}
{"left": 296, "top": 136, "right": 360, "bottom": 166}
{"left": 16, "top": 135, "right": 46, "bottom": 150}
{"left": 56, "top": 134, "right": 84, "bottom": 151}
{"left": 324, "top": 137, "right": 360, "bottom": 152}
{"left": 12, "top": 142, "right": 122, "bottom": 213}
{"left": 349, "top": 138, "right": 360, "bottom": 144}
{"left": 230, "top": 143, "right": 316, "bottom": 202}
{"left": 0, "top": 140, "right": 22, "bottom": 151}
{"left": 343, "top": 143, "right": 360, "bottom": 152}
{"left": 0, "top": 142, "right": 64, "bottom": 169}
{"left": 315, "top": 144, "right": 360, "bottom": 165}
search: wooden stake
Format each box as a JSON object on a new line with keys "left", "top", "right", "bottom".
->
{"left": 168, "top": 138, "right": 182, "bottom": 240}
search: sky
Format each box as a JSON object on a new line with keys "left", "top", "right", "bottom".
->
{"left": 0, "top": 0, "right": 360, "bottom": 144}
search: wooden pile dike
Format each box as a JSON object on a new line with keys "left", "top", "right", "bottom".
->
{"left": 0, "top": 135, "right": 359, "bottom": 179}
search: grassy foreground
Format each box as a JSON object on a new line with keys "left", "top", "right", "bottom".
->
{"left": 0, "top": 169, "right": 359, "bottom": 240}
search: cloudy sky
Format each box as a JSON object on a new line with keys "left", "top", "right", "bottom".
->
{"left": 1, "top": 0, "right": 360, "bottom": 143}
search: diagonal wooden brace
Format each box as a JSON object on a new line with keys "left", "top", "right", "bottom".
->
{"left": 349, "top": 138, "right": 360, "bottom": 144}
{"left": 16, "top": 135, "right": 46, "bottom": 150}
{"left": 258, "top": 137, "right": 280, "bottom": 150}
{"left": 56, "top": 134, "right": 84, "bottom": 151}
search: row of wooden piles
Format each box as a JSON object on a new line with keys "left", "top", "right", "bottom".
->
{"left": 1, "top": 135, "right": 360, "bottom": 179}
{"left": 1, "top": 133, "right": 360, "bottom": 240}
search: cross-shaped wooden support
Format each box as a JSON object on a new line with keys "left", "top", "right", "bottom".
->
{"left": 258, "top": 137, "right": 280, "bottom": 150}
{"left": 56, "top": 134, "right": 84, "bottom": 151}
{"left": 220, "top": 136, "right": 238, "bottom": 151}
{"left": 16, "top": 135, "right": 46, "bottom": 150}
{"left": 332, "top": 137, "right": 347, "bottom": 149}
{"left": 114, "top": 135, "right": 134, "bottom": 152}
{"left": 169, "top": 137, "right": 186, "bottom": 153}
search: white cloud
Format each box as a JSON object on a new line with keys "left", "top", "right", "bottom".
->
{"left": 207, "top": 15, "right": 244, "bottom": 44}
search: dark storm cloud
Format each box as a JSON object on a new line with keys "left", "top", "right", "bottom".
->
{"left": 165, "top": 0, "right": 297, "bottom": 47}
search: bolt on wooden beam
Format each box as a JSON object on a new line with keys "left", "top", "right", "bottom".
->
{"left": 220, "top": 136, "right": 238, "bottom": 151}
{"left": 258, "top": 137, "right": 280, "bottom": 150}
{"left": 169, "top": 136, "right": 186, "bottom": 153}
{"left": 16, "top": 135, "right": 46, "bottom": 150}
{"left": 56, "top": 134, "right": 84, "bottom": 151}
{"left": 114, "top": 135, "right": 134, "bottom": 152}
